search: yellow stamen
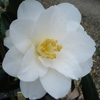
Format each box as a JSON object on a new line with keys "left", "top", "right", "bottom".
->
{"left": 57, "top": 45, "right": 63, "bottom": 52}
{"left": 38, "top": 39, "right": 63, "bottom": 59}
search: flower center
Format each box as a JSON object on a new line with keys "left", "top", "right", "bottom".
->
{"left": 37, "top": 39, "right": 63, "bottom": 59}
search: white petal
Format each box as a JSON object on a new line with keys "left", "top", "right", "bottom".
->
{"left": 17, "top": 45, "right": 47, "bottom": 82}
{"left": 18, "top": 0, "right": 45, "bottom": 21}
{"left": 52, "top": 51, "right": 82, "bottom": 80}
{"left": 4, "top": 30, "right": 13, "bottom": 49}
{"left": 33, "top": 6, "right": 67, "bottom": 43}
{"left": 5, "top": 30, "right": 10, "bottom": 36}
{"left": 40, "top": 69, "right": 71, "bottom": 99}
{"left": 66, "top": 21, "right": 80, "bottom": 32}
{"left": 57, "top": 3, "right": 81, "bottom": 23}
{"left": 10, "top": 19, "right": 35, "bottom": 54}
{"left": 63, "top": 31, "right": 96, "bottom": 63}
{"left": 77, "top": 25, "right": 84, "bottom": 32}
{"left": 2, "top": 47, "right": 23, "bottom": 77}
{"left": 38, "top": 56, "right": 55, "bottom": 68}
{"left": 4, "top": 37, "right": 13, "bottom": 49}
{"left": 80, "top": 58, "right": 93, "bottom": 77}
{"left": 20, "top": 79, "right": 46, "bottom": 99}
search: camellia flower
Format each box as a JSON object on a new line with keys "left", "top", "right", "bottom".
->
{"left": 3, "top": 0, "right": 96, "bottom": 99}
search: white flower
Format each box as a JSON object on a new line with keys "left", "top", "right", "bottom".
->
{"left": 3, "top": 0, "right": 96, "bottom": 99}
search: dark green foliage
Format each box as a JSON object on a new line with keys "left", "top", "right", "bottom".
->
{"left": 96, "top": 47, "right": 100, "bottom": 56}
{"left": 1, "top": 12, "right": 15, "bottom": 39}
{"left": 0, "top": 68, "right": 19, "bottom": 93}
{"left": 0, "top": 0, "right": 5, "bottom": 8}
{"left": 81, "top": 74, "right": 100, "bottom": 100}
{"left": 7, "top": 0, "right": 23, "bottom": 17}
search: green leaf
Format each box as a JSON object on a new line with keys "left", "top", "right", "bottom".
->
{"left": 96, "top": 47, "right": 100, "bottom": 56}
{"left": 7, "top": 0, "right": 23, "bottom": 17}
{"left": 0, "top": 0, "right": 5, "bottom": 8}
{"left": 0, "top": 68, "right": 19, "bottom": 92}
{"left": 0, "top": 11, "right": 15, "bottom": 39}
{"left": 5, "top": 0, "right": 9, "bottom": 3}
{"left": 81, "top": 74, "right": 99, "bottom": 100}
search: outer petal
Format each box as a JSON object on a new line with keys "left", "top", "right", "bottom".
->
{"left": 80, "top": 58, "right": 93, "bottom": 77}
{"left": 52, "top": 51, "right": 82, "bottom": 80}
{"left": 18, "top": 0, "right": 45, "bottom": 21}
{"left": 66, "top": 21, "right": 80, "bottom": 32}
{"left": 10, "top": 19, "right": 35, "bottom": 54}
{"left": 32, "top": 6, "right": 67, "bottom": 43}
{"left": 4, "top": 30, "right": 13, "bottom": 49}
{"left": 2, "top": 47, "right": 23, "bottom": 77}
{"left": 17, "top": 45, "right": 48, "bottom": 82}
{"left": 20, "top": 79, "right": 46, "bottom": 99}
{"left": 40, "top": 69, "right": 71, "bottom": 99}
{"left": 63, "top": 31, "right": 96, "bottom": 63}
{"left": 77, "top": 25, "right": 84, "bottom": 32}
{"left": 5, "top": 30, "right": 9, "bottom": 36}
{"left": 57, "top": 3, "right": 81, "bottom": 23}
{"left": 4, "top": 36, "right": 13, "bottom": 49}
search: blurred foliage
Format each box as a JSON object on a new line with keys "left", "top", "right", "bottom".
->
{"left": 0, "top": 67, "right": 19, "bottom": 93}
{"left": 81, "top": 74, "right": 100, "bottom": 100}
{"left": 0, "top": 0, "right": 5, "bottom": 9}
{"left": 1, "top": 12, "right": 15, "bottom": 39}
{"left": 7, "top": 0, "right": 23, "bottom": 17}
{"left": 96, "top": 47, "right": 100, "bottom": 56}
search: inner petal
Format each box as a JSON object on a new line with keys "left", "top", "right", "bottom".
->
{"left": 37, "top": 38, "right": 63, "bottom": 59}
